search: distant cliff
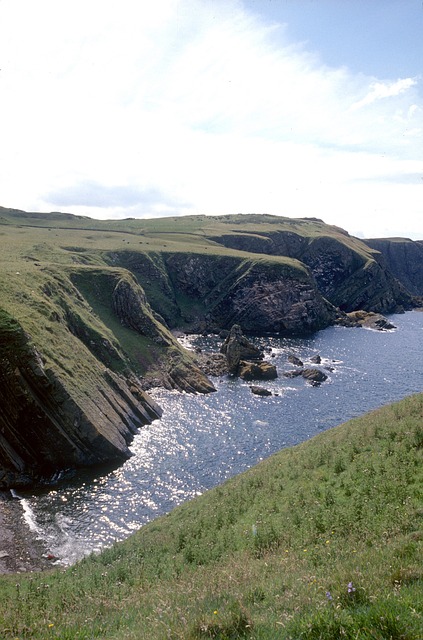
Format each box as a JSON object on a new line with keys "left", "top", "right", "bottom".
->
{"left": 364, "top": 237, "right": 423, "bottom": 297}
{"left": 207, "top": 224, "right": 413, "bottom": 314}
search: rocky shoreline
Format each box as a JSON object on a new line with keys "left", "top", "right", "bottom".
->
{"left": 0, "top": 493, "right": 52, "bottom": 574}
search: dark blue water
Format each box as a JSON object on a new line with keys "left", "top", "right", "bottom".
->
{"left": 16, "top": 311, "right": 423, "bottom": 565}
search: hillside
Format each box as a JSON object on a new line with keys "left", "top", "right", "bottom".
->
{"left": 0, "top": 208, "right": 419, "bottom": 487}
{"left": 0, "top": 392, "right": 421, "bottom": 639}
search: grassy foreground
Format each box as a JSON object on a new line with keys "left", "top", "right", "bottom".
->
{"left": 0, "top": 394, "right": 422, "bottom": 639}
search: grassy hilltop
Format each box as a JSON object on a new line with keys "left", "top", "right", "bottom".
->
{"left": 0, "top": 393, "right": 422, "bottom": 639}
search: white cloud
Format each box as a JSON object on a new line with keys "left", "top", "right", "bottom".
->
{"left": 0, "top": 0, "right": 422, "bottom": 238}
{"left": 350, "top": 77, "right": 418, "bottom": 111}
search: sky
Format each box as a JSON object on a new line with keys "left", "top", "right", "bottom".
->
{"left": 0, "top": 0, "right": 422, "bottom": 239}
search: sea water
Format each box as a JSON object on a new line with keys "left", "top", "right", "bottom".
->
{"left": 15, "top": 311, "right": 423, "bottom": 565}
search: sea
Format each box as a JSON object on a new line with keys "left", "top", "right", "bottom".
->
{"left": 12, "top": 310, "right": 423, "bottom": 566}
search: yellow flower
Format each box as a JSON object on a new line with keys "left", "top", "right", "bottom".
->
{"left": 48, "top": 623, "right": 54, "bottom": 628}
{"left": 213, "top": 610, "right": 218, "bottom": 615}
{"left": 325, "top": 540, "right": 330, "bottom": 544}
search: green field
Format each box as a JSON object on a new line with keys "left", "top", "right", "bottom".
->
{"left": 0, "top": 393, "right": 421, "bottom": 639}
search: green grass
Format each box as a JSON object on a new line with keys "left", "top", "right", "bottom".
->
{"left": 0, "top": 393, "right": 422, "bottom": 639}
{"left": 0, "top": 207, "right": 375, "bottom": 260}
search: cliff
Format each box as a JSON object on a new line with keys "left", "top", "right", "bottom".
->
{"left": 0, "top": 208, "right": 419, "bottom": 487}
{"left": 207, "top": 220, "right": 413, "bottom": 314}
{"left": 0, "top": 308, "right": 162, "bottom": 488}
{"left": 364, "top": 237, "right": 423, "bottom": 297}
{"left": 108, "top": 250, "right": 338, "bottom": 335}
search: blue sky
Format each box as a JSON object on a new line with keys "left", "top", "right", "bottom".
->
{"left": 0, "top": 0, "right": 422, "bottom": 239}
{"left": 245, "top": 0, "right": 423, "bottom": 78}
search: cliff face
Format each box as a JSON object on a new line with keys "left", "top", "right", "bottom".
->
{"left": 364, "top": 238, "right": 423, "bottom": 297}
{"left": 209, "top": 229, "right": 413, "bottom": 313}
{"left": 107, "top": 251, "right": 338, "bottom": 335}
{"left": 0, "top": 309, "right": 162, "bottom": 488}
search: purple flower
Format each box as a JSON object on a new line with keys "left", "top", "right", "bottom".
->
{"left": 326, "top": 591, "right": 333, "bottom": 601}
{"left": 347, "top": 582, "right": 356, "bottom": 594}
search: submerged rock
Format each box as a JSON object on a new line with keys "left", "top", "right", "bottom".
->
{"left": 250, "top": 386, "right": 272, "bottom": 397}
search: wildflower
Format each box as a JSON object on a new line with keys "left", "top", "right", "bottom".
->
{"left": 347, "top": 581, "right": 356, "bottom": 594}
{"left": 326, "top": 591, "right": 333, "bottom": 601}
{"left": 325, "top": 540, "right": 330, "bottom": 544}
{"left": 213, "top": 610, "right": 218, "bottom": 615}
{"left": 48, "top": 623, "right": 54, "bottom": 628}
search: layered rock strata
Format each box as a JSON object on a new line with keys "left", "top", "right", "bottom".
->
{"left": 0, "top": 310, "right": 162, "bottom": 488}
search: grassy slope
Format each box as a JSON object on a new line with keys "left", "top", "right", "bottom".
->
{"left": 0, "top": 393, "right": 421, "bottom": 639}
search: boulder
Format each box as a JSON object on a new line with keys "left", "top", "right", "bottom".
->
{"left": 301, "top": 368, "right": 328, "bottom": 384}
{"left": 238, "top": 360, "right": 278, "bottom": 381}
{"left": 283, "top": 367, "right": 328, "bottom": 385}
{"left": 288, "top": 354, "right": 303, "bottom": 366}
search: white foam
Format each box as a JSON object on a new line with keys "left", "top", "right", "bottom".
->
{"left": 20, "top": 497, "right": 43, "bottom": 534}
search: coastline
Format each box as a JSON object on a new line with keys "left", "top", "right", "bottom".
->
{"left": 0, "top": 492, "right": 53, "bottom": 574}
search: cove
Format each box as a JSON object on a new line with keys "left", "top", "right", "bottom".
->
{"left": 15, "top": 311, "right": 423, "bottom": 566}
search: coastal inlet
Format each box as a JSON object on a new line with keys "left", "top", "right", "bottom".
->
{"left": 12, "top": 311, "right": 423, "bottom": 566}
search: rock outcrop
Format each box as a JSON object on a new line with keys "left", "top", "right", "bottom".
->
{"left": 220, "top": 324, "right": 263, "bottom": 373}
{"left": 336, "top": 311, "right": 396, "bottom": 331}
{"left": 219, "top": 325, "right": 277, "bottom": 381}
{"left": 112, "top": 276, "right": 171, "bottom": 344}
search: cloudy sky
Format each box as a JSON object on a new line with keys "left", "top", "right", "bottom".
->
{"left": 0, "top": 0, "right": 422, "bottom": 239}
